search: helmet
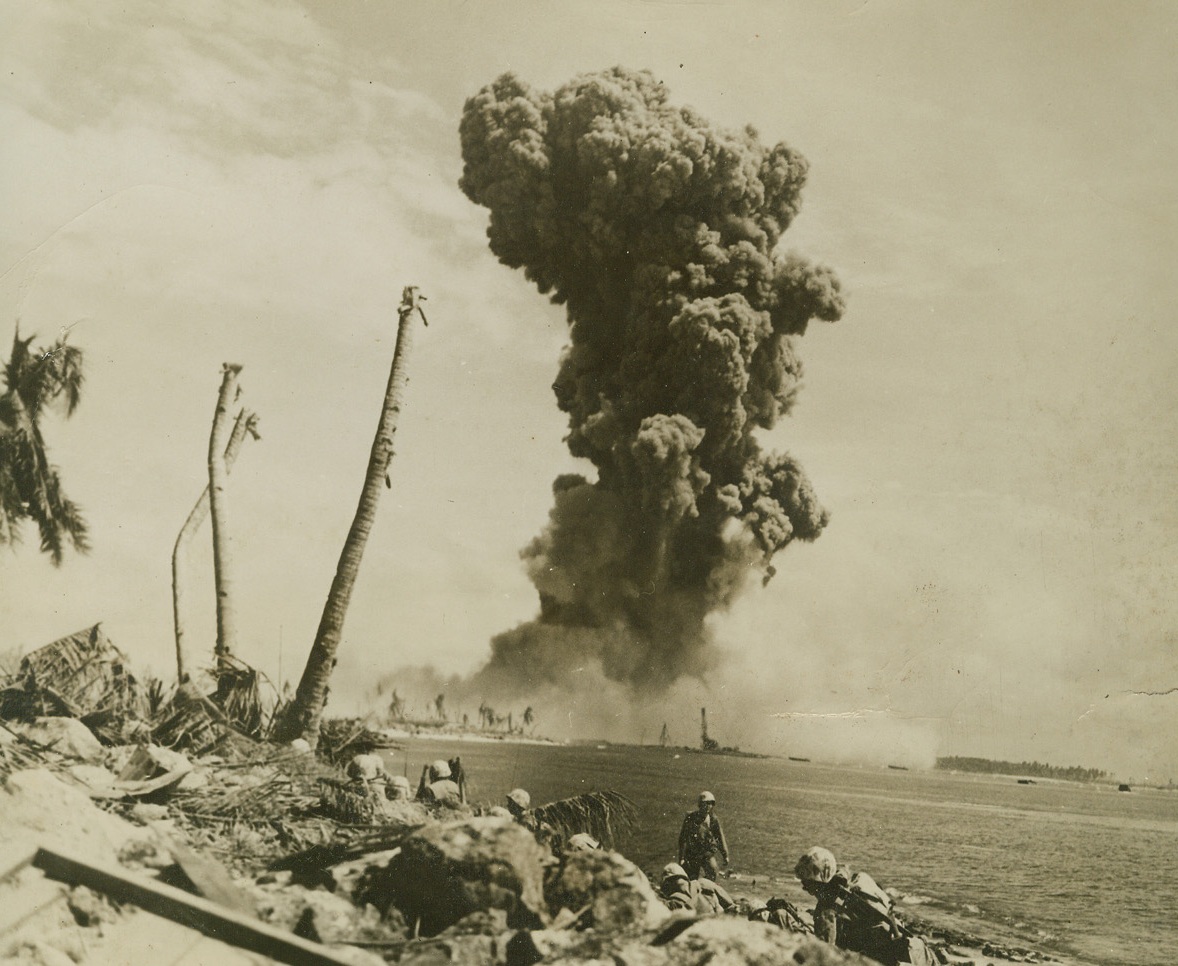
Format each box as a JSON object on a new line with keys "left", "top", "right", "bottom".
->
{"left": 566, "top": 833, "right": 600, "bottom": 852}
{"left": 698, "top": 790, "right": 716, "bottom": 804}
{"left": 794, "top": 846, "right": 838, "bottom": 883}
{"left": 662, "top": 862, "right": 688, "bottom": 880}
{"left": 506, "top": 788, "right": 531, "bottom": 810}
{"left": 429, "top": 759, "right": 452, "bottom": 780}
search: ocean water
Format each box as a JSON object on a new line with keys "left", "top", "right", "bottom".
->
{"left": 384, "top": 739, "right": 1178, "bottom": 966}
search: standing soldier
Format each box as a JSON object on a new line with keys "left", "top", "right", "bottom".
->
{"left": 677, "top": 790, "right": 730, "bottom": 880}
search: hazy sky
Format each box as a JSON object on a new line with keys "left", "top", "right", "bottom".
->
{"left": 2, "top": 0, "right": 1176, "bottom": 779}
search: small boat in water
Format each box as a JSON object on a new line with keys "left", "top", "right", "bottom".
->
{"left": 788, "top": 756, "right": 811, "bottom": 762}
{"left": 1017, "top": 778, "right": 1036, "bottom": 785}
{"left": 1118, "top": 783, "right": 1132, "bottom": 792}
{"left": 888, "top": 764, "right": 909, "bottom": 771}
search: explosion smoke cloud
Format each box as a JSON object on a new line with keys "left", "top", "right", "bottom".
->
{"left": 459, "top": 67, "right": 844, "bottom": 693}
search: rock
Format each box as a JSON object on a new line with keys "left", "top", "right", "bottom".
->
{"left": 0, "top": 769, "right": 155, "bottom": 862}
{"left": 24, "top": 942, "right": 75, "bottom": 966}
{"left": 66, "top": 885, "right": 119, "bottom": 927}
{"left": 66, "top": 763, "right": 119, "bottom": 795}
{"left": 176, "top": 768, "right": 209, "bottom": 791}
{"left": 331, "top": 847, "right": 402, "bottom": 897}
{"left": 398, "top": 933, "right": 499, "bottom": 966}
{"left": 357, "top": 816, "right": 549, "bottom": 936}
{"left": 116, "top": 744, "right": 191, "bottom": 781}
{"left": 14, "top": 717, "right": 104, "bottom": 762}
{"left": 620, "top": 917, "right": 859, "bottom": 966}
{"left": 129, "top": 803, "right": 169, "bottom": 823}
{"left": 251, "top": 880, "right": 402, "bottom": 946}
{"left": 545, "top": 850, "right": 671, "bottom": 933}
{"left": 506, "top": 928, "right": 585, "bottom": 964}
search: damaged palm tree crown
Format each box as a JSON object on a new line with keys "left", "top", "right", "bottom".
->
{"left": 459, "top": 67, "right": 845, "bottom": 692}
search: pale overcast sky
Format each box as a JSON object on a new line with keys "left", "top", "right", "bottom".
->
{"left": 2, "top": 0, "right": 1176, "bottom": 779}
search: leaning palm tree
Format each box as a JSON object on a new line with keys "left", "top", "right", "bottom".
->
{"left": 0, "top": 326, "right": 89, "bottom": 564}
{"left": 274, "top": 286, "right": 429, "bottom": 747}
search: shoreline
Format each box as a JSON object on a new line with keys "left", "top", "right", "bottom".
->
{"left": 378, "top": 725, "right": 563, "bottom": 745}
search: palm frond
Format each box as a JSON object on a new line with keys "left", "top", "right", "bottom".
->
{"left": 0, "top": 328, "right": 88, "bottom": 564}
{"left": 532, "top": 790, "right": 638, "bottom": 850}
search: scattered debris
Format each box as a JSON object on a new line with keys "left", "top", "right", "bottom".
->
{"left": 32, "top": 847, "right": 361, "bottom": 966}
{"left": 0, "top": 625, "right": 148, "bottom": 744}
{"left": 0, "top": 641, "right": 1012, "bottom": 966}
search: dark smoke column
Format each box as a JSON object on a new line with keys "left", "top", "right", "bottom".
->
{"left": 460, "top": 68, "right": 844, "bottom": 692}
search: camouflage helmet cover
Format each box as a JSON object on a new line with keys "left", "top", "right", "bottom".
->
{"left": 429, "top": 759, "right": 452, "bottom": 780}
{"left": 795, "top": 846, "right": 838, "bottom": 883}
{"left": 567, "top": 832, "right": 601, "bottom": 852}
{"left": 698, "top": 790, "right": 716, "bottom": 803}
{"left": 507, "top": 788, "right": 531, "bottom": 809}
{"left": 662, "top": 862, "right": 688, "bottom": 880}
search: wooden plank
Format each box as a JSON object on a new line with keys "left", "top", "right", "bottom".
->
{"left": 170, "top": 842, "right": 257, "bottom": 916}
{"left": 31, "top": 847, "right": 357, "bottom": 966}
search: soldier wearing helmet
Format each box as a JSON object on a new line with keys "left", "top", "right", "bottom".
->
{"left": 659, "top": 862, "right": 734, "bottom": 915}
{"left": 503, "top": 787, "right": 557, "bottom": 848}
{"left": 794, "top": 847, "right": 939, "bottom": 966}
{"left": 677, "top": 790, "right": 730, "bottom": 880}
{"left": 565, "top": 832, "right": 601, "bottom": 853}
{"left": 505, "top": 787, "right": 538, "bottom": 832}
{"left": 416, "top": 758, "right": 462, "bottom": 807}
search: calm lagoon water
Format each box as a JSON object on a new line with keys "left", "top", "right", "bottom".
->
{"left": 385, "top": 739, "right": 1178, "bottom": 966}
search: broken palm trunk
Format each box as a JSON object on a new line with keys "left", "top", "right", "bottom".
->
{"left": 173, "top": 407, "right": 259, "bottom": 681}
{"left": 0, "top": 624, "right": 148, "bottom": 744}
{"left": 208, "top": 363, "right": 244, "bottom": 671}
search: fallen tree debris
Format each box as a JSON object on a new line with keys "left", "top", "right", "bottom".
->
{"left": 0, "top": 625, "right": 148, "bottom": 744}
{"left": 31, "top": 847, "right": 360, "bottom": 966}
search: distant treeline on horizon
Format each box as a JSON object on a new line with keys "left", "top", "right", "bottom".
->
{"left": 935, "top": 756, "right": 1108, "bottom": 783}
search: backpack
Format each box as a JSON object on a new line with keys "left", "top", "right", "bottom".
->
{"left": 847, "top": 871, "right": 893, "bottom": 922}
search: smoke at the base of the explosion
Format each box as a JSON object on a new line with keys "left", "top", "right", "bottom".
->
{"left": 352, "top": 660, "right": 939, "bottom": 770}
{"left": 457, "top": 66, "right": 844, "bottom": 694}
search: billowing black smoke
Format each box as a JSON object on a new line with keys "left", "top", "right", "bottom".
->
{"left": 460, "top": 67, "right": 844, "bottom": 693}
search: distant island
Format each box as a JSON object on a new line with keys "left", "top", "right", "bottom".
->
{"left": 936, "top": 756, "right": 1108, "bottom": 783}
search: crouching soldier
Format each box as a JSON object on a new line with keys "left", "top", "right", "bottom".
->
{"left": 346, "top": 753, "right": 391, "bottom": 786}
{"left": 504, "top": 787, "right": 558, "bottom": 848}
{"left": 794, "top": 847, "right": 941, "bottom": 966}
{"left": 416, "top": 759, "right": 462, "bottom": 807}
{"left": 659, "top": 863, "right": 735, "bottom": 915}
{"left": 748, "top": 895, "right": 809, "bottom": 932}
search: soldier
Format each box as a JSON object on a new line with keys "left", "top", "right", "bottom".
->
{"left": 505, "top": 787, "right": 534, "bottom": 826}
{"left": 565, "top": 832, "right": 601, "bottom": 853}
{"left": 677, "top": 790, "right": 730, "bottom": 880}
{"left": 416, "top": 759, "right": 462, "bottom": 807}
{"left": 659, "top": 862, "right": 735, "bottom": 914}
{"left": 386, "top": 774, "right": 413, "bottom": 801}
{"left": 794, "top": 847, "right": 940, "bottom": 966}
{"left": 345, "top": 753, "right": 391, "bottom": 785}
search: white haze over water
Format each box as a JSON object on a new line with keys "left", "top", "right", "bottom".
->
{"left": 2, "top": 1, "right": 1177, "bottom": 781}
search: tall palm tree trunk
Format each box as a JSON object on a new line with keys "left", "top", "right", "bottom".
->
{"left": 208, "top": 363, "right": 243, "bottom": 671}
{"left": 173, "top": 408, "right": 259, "bottom": 681}
{"left": 278, "top": 287, "right": 428, "bottom": 747}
